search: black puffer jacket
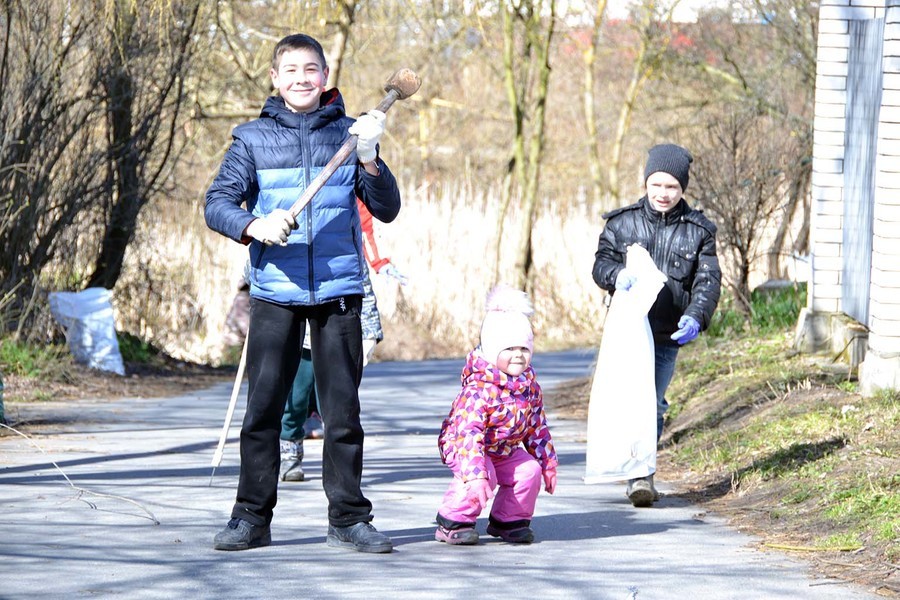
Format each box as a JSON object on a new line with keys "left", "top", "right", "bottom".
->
{"left": 592, "top": 197, "right": 721, "bottom": 346}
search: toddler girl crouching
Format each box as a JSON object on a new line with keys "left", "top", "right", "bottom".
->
{"left": 435, "top": 285, "right": 558, "bottom": 545}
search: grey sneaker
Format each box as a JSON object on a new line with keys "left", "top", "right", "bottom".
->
{"left": 280, "top": 439, "right": 304, "bottom": 482}
{"left": 648, "top": 474, "right": 660, "bottom": 501}
{"left": 326, "top": 522, "right": 393, "bottom": 554}
{"left": 435, "top": 525, "right": 479, "bottom": 545}
{"left": 626, "top": 477, "right": 655, "bottom": 507}
{"left": 213, "top": 518, "right": 271, "bottom": 551}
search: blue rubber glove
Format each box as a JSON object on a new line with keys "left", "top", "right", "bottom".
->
{"left": 671, "top": 315, "right": 700, "bottom": 345}
{"left": 615, "top": 269, "right": 636, "bottom": 291}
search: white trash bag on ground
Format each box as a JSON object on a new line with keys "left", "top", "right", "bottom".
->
{"left": 585, "top": 244, "right": 666, "bottom": 484}
{"left": 49, "top": 288, "right": 126, "bottom": 375}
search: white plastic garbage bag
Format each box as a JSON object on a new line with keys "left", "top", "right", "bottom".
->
{"left": 585, "top": 245, "right": 666, "bottom": 484}
{"left": 49, "top": 288, "right": 126, "bottom": 375}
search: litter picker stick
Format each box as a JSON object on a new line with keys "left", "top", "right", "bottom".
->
{"left": 287, "top": 68, "right": 421, "bottom": 219}
{"left": 209, "top": 334, "right": 248, "bottom": 486}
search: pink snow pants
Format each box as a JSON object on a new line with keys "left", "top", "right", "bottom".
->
{"left": 437, "top": 447, "right": 543, "bottom": 525}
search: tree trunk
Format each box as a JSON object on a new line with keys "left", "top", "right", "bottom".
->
{"left": 325, "top": 0, "right": 357, "bottom": 89}
{"left": 583, "top": 1, "right": 608, "bottom": 207}
{"left": 517, "top": 4, "right": 555, "bottom": 290}
{"left": 87, "top": 0, "right": 202, "bottom": 290}
{"left": 88, "top": 66, "right": 142, "bottom": 290}
{"left": 494, "top": 3, "right": 528, "bottom": 285}
{"left": 495, "top": 1, "right": 555, "bottom": 291}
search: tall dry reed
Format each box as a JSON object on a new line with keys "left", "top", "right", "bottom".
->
{"left": 116, "top": 179, "right": 608, "bottom": 364}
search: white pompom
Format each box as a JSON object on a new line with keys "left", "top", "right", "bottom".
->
{"left": 484, "top": 284, "right": 534, "bottom": 317}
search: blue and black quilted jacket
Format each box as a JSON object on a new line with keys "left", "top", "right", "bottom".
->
{"left": 204, "top": 89, "right": 401, "bottom": 306}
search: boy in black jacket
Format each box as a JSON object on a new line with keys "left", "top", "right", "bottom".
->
{"left": 592, "top": 144, "right": 721, "bottom": 507}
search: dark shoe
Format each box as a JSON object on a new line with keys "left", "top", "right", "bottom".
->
{"left": 626, "top": 477, "right": 655, "bottom": 507}
{"left": 486, "top": 524, "right": 534, "bottom": 544}
{"left": 435, "top": 525, "right": 479, "bottom": 545}
{"left": 280, "top": 439, "right": 305, "bottom": 482}
{"left": 213, "top": 518, "right": 271, "bottom": 551}
{"left": 327, "top": 522, "right": 393, "bottom": 554}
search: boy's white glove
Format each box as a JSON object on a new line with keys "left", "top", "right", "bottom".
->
{"left": 362, "top": 338, "right": 377, "bottom": 367}
{"left": 246, "top": 209, "right": 296, "bottom": 246}
{"left": 381, "top": 263, "right": 409, "bottom": 286}
{"left": 349, "top": 109, "right": 385, "bottom": 164}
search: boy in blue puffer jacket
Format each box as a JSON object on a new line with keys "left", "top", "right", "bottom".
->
{"left": 205, "top": 33, "right": 401, "bottom": 553}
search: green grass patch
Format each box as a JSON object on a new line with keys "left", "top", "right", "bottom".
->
{"left": 665, "top": 295, "right": 898, "bottom": 566}
{"left": 116, "top": 332, "right": 161, "bottom": 364}
{"left": 707, "top": 284, "right": 806, "bottom": 338}
{"left": 0, "top": 337, "right": 72, "bottom": 378}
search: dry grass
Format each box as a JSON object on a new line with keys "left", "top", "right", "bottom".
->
{"left": 117, "top": 180, "right": 607, "bottom": 365}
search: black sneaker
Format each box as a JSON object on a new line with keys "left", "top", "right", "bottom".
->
{"left": 486, "top": 524, "right": 534, "bottom": 544}
{"left": 326, "top": 522, "right": 393, "bottom": 554}
{"left": 213, "top": 518, "right": 271, "bottom": 551}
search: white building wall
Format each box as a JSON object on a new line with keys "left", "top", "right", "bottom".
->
{"left": 861, "top": 0, "right": 900, "bottom": 394}
{"left": 809, "top": 1, "right": 867, "bottom": 313}
{"left": 805, "top": 0, "right": 900, "bottom": 393}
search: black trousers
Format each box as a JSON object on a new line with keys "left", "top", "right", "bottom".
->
{"left": 230, "top": 295, "right": 372, "bottom": 527}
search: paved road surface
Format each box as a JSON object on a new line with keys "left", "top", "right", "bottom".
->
{"left": 0, "top": 349, "right": 879, "bottom": 599}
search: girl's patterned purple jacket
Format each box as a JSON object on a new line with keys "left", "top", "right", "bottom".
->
{"left": 438, "top": 349, "right": 558, "bottom": 482}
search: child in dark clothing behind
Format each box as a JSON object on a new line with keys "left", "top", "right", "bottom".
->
{"left": 435, "top": 285, "right": 558, "bottom": 546}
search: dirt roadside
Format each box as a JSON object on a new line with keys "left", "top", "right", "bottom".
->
{"left": 542, "top": 375, "right": 899, "bottom": 598}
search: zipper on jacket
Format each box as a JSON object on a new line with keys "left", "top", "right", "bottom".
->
{"left": 650, "top": 204, "right": 679, "bottom": 273}
{"left": 300, "top": 113, "right": 316, "bottom": 304}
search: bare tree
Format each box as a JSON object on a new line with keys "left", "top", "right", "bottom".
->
{"left": 87, "top": 0, "right": 206, "bottom": 289}
{"left": 0, "top": 0, "right": 108, "bottom": 333}
{"left": 662, "top": 1, "right": 817, "bottom": 279}
{"left": 606, "top": 1, "right": 678, "bottom": 202}
{"left": 691, "top": 108, "right": 805, "bottom": 313}
{"left": 495, "top": 0, "right": 556, "bottom": 292}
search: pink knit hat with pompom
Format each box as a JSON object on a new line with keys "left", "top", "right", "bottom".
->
{"left": 479, "top": 284, "right": 534, "bottom": 365}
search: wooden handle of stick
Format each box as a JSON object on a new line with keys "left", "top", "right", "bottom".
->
{"left": 210, "top": 336, "right": 248, "bottom": 473}
{"left": 288, "top": 89, "right": 401, "bottom": 219}
{"left": 288, "top": 68, "right": 421, "bottom": 218}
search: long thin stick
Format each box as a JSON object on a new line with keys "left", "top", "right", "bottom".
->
{"left": 209, "top": 335, "right": 248, "bottom": 485}
{"left": 0, "top": 422, "right": 160, "bottom": 524}
{"left": 287, "top": 68, "right": 420, "bottom": 220}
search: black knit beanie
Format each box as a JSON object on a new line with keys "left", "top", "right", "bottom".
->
{"left": 644, "top": 143, "right": 693, "bottom": 192}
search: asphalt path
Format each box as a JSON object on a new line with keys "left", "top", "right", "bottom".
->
{"left": 0, "top": 349, "right": 880, "bottom": 599}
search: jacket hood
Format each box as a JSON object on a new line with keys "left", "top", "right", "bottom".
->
{"left": 260, "top": 88, "right": 347, "bottom": 131}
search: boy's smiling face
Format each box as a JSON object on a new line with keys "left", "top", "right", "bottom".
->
{"left": 270, "top": 48, "right": 328, "bottom": 114}
{"left": 645, "top": 171, "right": 683, "bottom": 213}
